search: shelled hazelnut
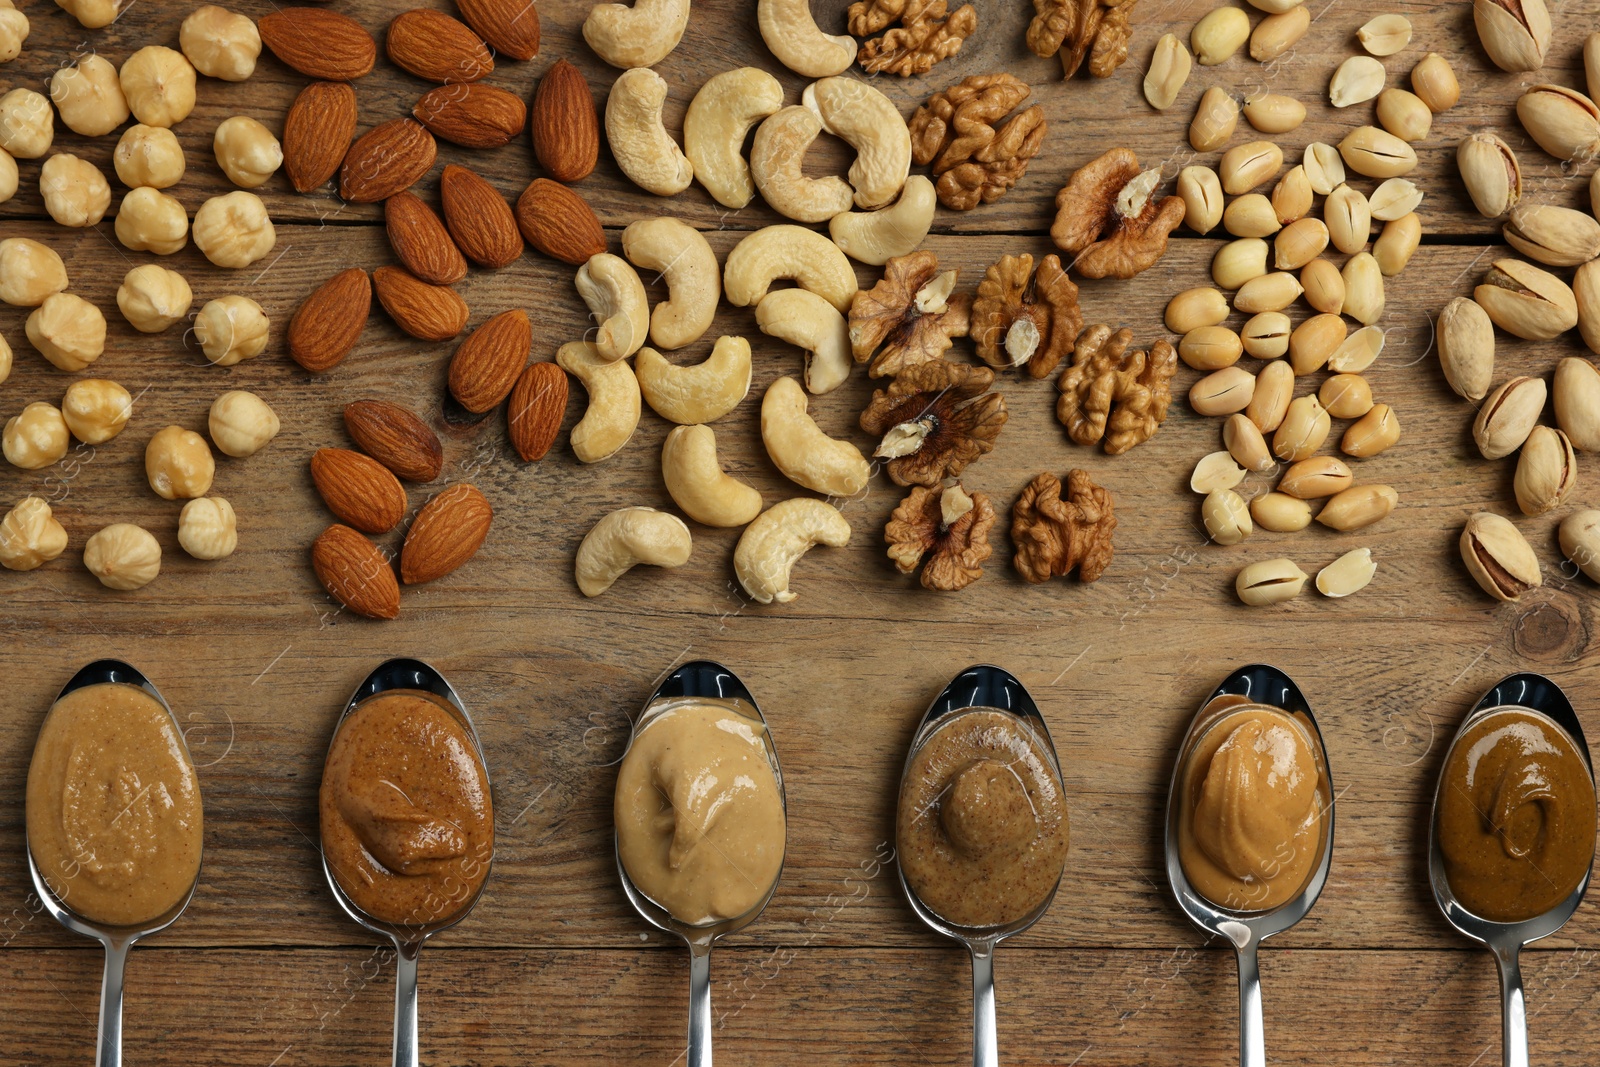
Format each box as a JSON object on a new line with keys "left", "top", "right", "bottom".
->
{"left": 213, "top": 116, "right": 281, "bottom": 188}
{"left": 192, "top": 191, "right": 275, "bottom": 268}
{"left": 62, "top": 378, "right": 133, "bottom": 444}
{"left": 0, "top": 497, "right": 69, "bottom": 572}
{"left": 0, "top": 238, "right": 66, "bottom": 307}
{"left": 179, "top": 5, "right": 261, "bottom": 81}
{"left": 145, "top": 425, "right": 215, "bottom": 500}
{"left": 117, "top": 264, "right": 193, "bottom": 333}
{"left": 83, "top": 524, "right": 161, "bottom": 590}
{"left": 26, "top": 293, "right": 105, "bottom": 371}
{"left": 4, "top": 401, "right": 69, "bottom": 469}
{"left": 119, "top": 46, "right": 197, "bottom": 128}
{"left": 178, "top": 497, "right": 237, "bottom": 560}
{"left": 208, "top": 390, "right": 278, "bottom": 456}
{"left": 114, "top": 124, "right": 185, "bottom": 188}
{"left": 50, "top": 54, "right": 130, "bottom": 136}
{"left": 114, "top": 186, "right": 188, "bottom": 254}
{"left": 39, "top": 154, "right": 111, "bottom": 227}
{"left": 194, "top": 296, "right": 268, "bottom": 366}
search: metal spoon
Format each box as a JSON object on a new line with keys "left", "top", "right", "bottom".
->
{"left": 1164, "top": 663, "right": 1336, "bottom": 1067}
{"left": 1427, "top": 672, "right": 1595, "bottom": 1067}
{"left": 895, "top": 664, "right": 1066, "bottom": 1067}
{"left": 320, "top": 658, "right": 494, "bottom": 1067}
{"left": 25, "top": 659, "right": 203, "bottom": 1067}
{"left": 614, "top": 659, "right": 786, "bottom": 1067}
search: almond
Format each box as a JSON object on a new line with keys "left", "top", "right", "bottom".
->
{"left": 259, "top": 7, "right": 376, "bottom": 81}
{"left": 283, "top": 81, "right": 358, "bottom": 194}
{"left": 386, "top": 9, "right": 493, "bottom": 84}
{"left": 340, "top": 119, "right": 437, "bottom": 203}
{"left": 414, "top": 83, "right": 527, "bottom": 149}
{"left": 508, "top": 361, "right": 567, "bottom": 461}
{"left": 289, "top": 268, "right": 371, "bottom": 373}
{"left": 514, "top": 179, "right": 606, "bottom": 265}
{"left": 440, "top": 165, "right": 524, "bottom": 269}
{"left": 310, "top": 448, "right": 408, "bottom": 534}
{"left": 385, "top": 191, "right": 467, "bottom": 286}
{"left": 401, "top": 483, "right": 493, "bottom": 585}
{"left": 344, "top": 399, "right": 444, "bottom": 483}
{"left": 373, "top": 266, "right": 470, "bottom": 341}
{"left": 456, "top": 0, "right": 540, "bottom": 61}
{"left": 449, "top": 309, "right": 531, "bottom": 413}
{"left": 530, "top": 59, "right": 598, "bottom": 183}
{"left": 312, "top": 524, "right": 400, "bottom": 620}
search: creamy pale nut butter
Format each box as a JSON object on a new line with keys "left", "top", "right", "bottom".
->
{"left": 26, "top": 682, "right": 203, "bottom": 927}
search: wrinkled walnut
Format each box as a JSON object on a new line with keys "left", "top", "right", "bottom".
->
{"left": 970, "top": 253, "right": 1082, "bottom": 379}
{"left": 909, "top": 73, "right": 1046, "bottom": 211}
{"left": 859, "top": 359, "right": 1007, "bottom": 486}
{"left": 1051, "top": 147, "right": 1184, "bottom": 279}
{"left": 855, "top": 0, "right": 977, "bottom": 77}
{"left": 1012, "top": 469, "right": 1117, "bottom": 583}
{"left": 1056, "top": 324, "right": 1178, "bottom": 454}
{"left": 849, "top": 251, "right": 972, "bottom": 378}
{"left": 885, "top": 482, "right": 996, "bottom": 590}
{"left": 1027, "top": 0, "right": 1135, "bottom": 79}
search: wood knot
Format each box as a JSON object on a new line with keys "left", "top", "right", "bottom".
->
{"left": 1511, "top": 596, "right": 1588, "bottom": 662}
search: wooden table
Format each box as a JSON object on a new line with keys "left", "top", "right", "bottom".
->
{"left": 4, "top": 0, "right": 1600, "bottom": 1062}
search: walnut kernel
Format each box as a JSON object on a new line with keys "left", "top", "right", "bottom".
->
{"left": 970, "top": 253, "right": 1081, "bottom": 378}
{"left": 908, "top": 73, "right": 1046, "bottom": 210}
{"left": 1012, "top": 469, "right": 1117, "bottom": 583}
{"left": 859, "top": 359, "right": 1008, "bottom": 486}
{"left": 848, "top": 250, "right": 971, "bottom": 378}
{"left": 1056, "top": 323, "right": 1179, "bottom": 454}
{"left": 1052, "top": 147, "right": 1185, "bottom": 279}
{"left": 885, "top": 481, "right": 996, "bottom": 590}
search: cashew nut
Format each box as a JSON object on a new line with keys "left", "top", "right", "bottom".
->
{"left": 829, "top": 175, "right": 937, "bottom": 266}
{"left": 757, "top": 0, "right": 854, "bottom": 78}
{"left": 684, "top": 67, "right": 783, "bottom": 209}
{"left": 734, "top": 497, "right": 852, "bottom": 604}
{"left": 750, "top": 106, "right": 854, "bottom": 223}
{"left": 582, "top": 0, "right": 691, "bottom": 69}
{"left": 755, "top": 288, "right": 851, "bottom": 394}
{"left": 803, "top": 77, "right": 910, "bottom": 210}
{"left": 605, "top": 68, "right": 694, "bottom": 197}
{"left": 577, "top": 253, "right": 649, "bottom": 362}
{"left": 556, "top": 340, "right": 641, "bottom": 463}
{"left": 760, "top": 375, "right": 869, "bottom": 496}
{"left": 622, "top": 216, "right": 720, "bottom": 350}
{"left": 637, "top": 335, "right": 752, "bottom": 425}
{"left": 724, "top": 224, "right": 858, "bottom": 312}
{"left": 662, "top": 424, "right": 763, "bottom": 527}
{"left": 575, "top": 506, "right": 693, "bottom": 596}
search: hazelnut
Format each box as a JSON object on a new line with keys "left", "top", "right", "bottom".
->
{"left": 0, "top": 145, "right": 17, "bottom": 202}
{"left": 50, "top": 54, "right": 129, "bottom": 136}
{"left": 55, "top": 0, "right": 120, "bottom": 30}
{"left": 26, "top": 293, "right": 106, "bottom": 371}
{"left": 0, "top": 2, "right": 29, "bottom": 64}
{"left": 194, "top": 296, "right": 268, "bottom": 366}
{"left": 114, "top": 124, "right": 185, "bottom": 188}
{"left": 0, "top": 237, "right": 68, "bottom": 307}
{"left": 0, "top": 497, "right": 68, "bottom": 572}
{"left": 114, "top": 186, "right": 188, "bottom": 254}
{"left": 62, "top": 378, "right": 132, "bottom": 444}
{"left": 39, "top": 153, "right": 111, "bottom": 227}
{"left": 0, "top": 331, "right": 11, "bottom": 386}
{"left": 180, "top": 5, "right": 260, "bottom": 82}
{"left": 0, "top": 87, "right": 52, "bottom": 158}
{"left": 117, "top": 263, "right": 192, "bottom": 333}
{"left": 84, "top": 523, "right": 162, "bottom": 590}
{"left": 145, "top": 425, "right": 214, "bottom": 499}
{"left": 208, "top": 389, "right": 278, "bottom": 456}
{"left": 213, "top": 116, "right": 282, "bottom": 189}
{"left": 4, "top": 401, "right": 69, "bottom": 469}
{"left": 192, "top": 191, "right": 275, "bottom": 268}
{"left": 119, "top": 46, "right": 197, "bottom": 128}
{"left": 178, "top": 496, "right": 237, "bottom": 560}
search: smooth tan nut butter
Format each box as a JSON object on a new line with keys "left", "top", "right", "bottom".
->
{"left": 1178, "top": 705, "right": 1327, "bottom": 912}
{"left": 615, "top": 701, "right": 785, "bottom": 925}
{"left": 320, "top": 692, "right": 493, "bottom": 926}
{"left": 26, "top": 682, "right": 203, "bottom": 927}
{"left": 897, "top": 709, "right": 1069, "bottom": 928}
{"left": 1438, "top": 708, "right": 1596, "bottom": 923}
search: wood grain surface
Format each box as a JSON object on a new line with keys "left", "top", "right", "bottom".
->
{"left": 2, "top": 0, "right": 1599, "bottom": 1063}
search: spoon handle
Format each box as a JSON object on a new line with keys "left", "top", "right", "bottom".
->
{"left": 1234, "top": 939, "right": 1265, "bottom": 1067}
{"left": 687, "top": 939, "right": 713, "bottom": 1067}
{"left": 95, "top": 939, "right": 130, "bottom": 1067}
{"left": 392, "top": 939, "right": 421, "bottom": 1067}
{"left": 1494, "top": 942, "right": 1529, "bottom": 1067}
{"left": 970, "top": 942, "right": 998, "bottom": 1067}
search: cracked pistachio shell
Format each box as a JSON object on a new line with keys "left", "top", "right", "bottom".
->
{"left": 1316, "top": 547, "right": 1376, "bottom": 597}
{"left": 1554, "top": 356, "right": 1600, "bottom": 450}
{"left": 1460, "top": 511, "right": 1541, "bottom": 601}
{"left": 1236, "top": 557, "right": 1308, "bottom": 606}
{"left": 1472, "top": 375, "right": 1547, "bottom": 460}
{"left": 1251, "top": 491, "right": 1313, "bottom": 532}
{"left": 1513, "top": 425, "right": 1576, "bottom": 515}
{"left": 1457, "top": 133, "right": 1521, "bottom": 219}
{"left": 1474, "top": 0, "right": 1551, "bottom": 74}
{"left": 1437, "top": 296, "right": 1495, "bottom": 400}
{"left": 1576, "top": 259, "right": 1600, "bottom": 355}
{"left": 1316, "top": 484, "right": 1397, "bottom": 531}
{"left": 1558, "top": 508, "right": 1600, "bottom": 581}
{"left": 1341, "top": 403, "right": 1400, "bottom": 457}
{"left": 1503, "top": 204, "right": 1600, "bottom": 267}
{"left": 1474, "top": 259, "right": 1577, "bottom": 340}
{"left": 1516, "top": 84, "right": 1600, "bottom": 160}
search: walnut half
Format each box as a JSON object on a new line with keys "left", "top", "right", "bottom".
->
{"left": 1012, "top": 469, "right": 1117, "bottom": 583}
{"left": 885, "top": 481, "right": 996, "bottom": 590}
{"left": 1026, "top": 0, "right": 1136, "bottom": 79}
{"left": 849, "top": 251, "right": 972, "bottom": 379}
{"left": 853, "top": 0, "right": 978, "bottom": 76}
{"left": 970, "top": 252, "right": 1082, "bottom": 379}
{"left": 859, "top": 359, "right": 1007, "bottom": 486}
{"left": 1056, "top": 323, "right": 1178, "bottom": 454}
{"left": 908, "top": 73, "right": 1047, "bottom": 211}
{"left": 1051, "top": 147, "right": 1185, "bottom": 279}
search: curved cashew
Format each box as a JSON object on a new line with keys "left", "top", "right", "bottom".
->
{"left": 803, "top": 78, "right": 910, "bottom": 210}
{"left": 750, "top": 106, "right": 854, "bottom": 223}
{"left": 622, "top": 216, "right": 720, "bottom": 350}
{"left": 576, "top": 253, "right": 649, "bottom": 362}
{"left": 637, "top": 335, "right": 752, "bottom": 425}
{"left": 724, "top": 224, "right": 857, "bottom": 312}
{"left": 684, "top": 67, "right": 784, "bottom": 209}
{"left": 760, "top": 375, "right": 869, "bottom": 496}
{"left": 605, "top": 68, "right": 694, "bottom": 197}
{"left": 734, "top": 497, "right": 852, "bottom": 604}
{"left": 575, "top": 506, "right": 693, "bottom": 596}
{"left": 757, "top": 0, "right": 854, "bottom": 79}
{"left": 556, "top": 340, "right": 641, "bottom": 463}
{"left": 829, "top": 175, "right": 937, "bottom": 266}
{"left": 582, "top": 0, "right": 691, "bottom": 69}
{"left": 755, "top": 288, "right": 851, "bottom": 394}
{"left": 662, "top": 424, "right": 763, "bottom": 527}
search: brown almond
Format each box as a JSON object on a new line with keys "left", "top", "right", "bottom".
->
{"left": 289, "top": 268, "right": 371, "bottom": 373}
{"left": 311, "top": 524, "right": 400, "bottom": 620}
{"left": 530, "top": 59, "right": 598, "bottom": 183}
{"left": 515, "top": 178, "right": 606, "bottom": 265}
{"left": 456, "top": 0, "right": 540, "bottom": 61}
{"left": 449, "top": 309, "right": 531, "bottom": 413}
{"left": 440, "top": 165, "right": 524, "bottom": 269}
{"left": 310, "top": 448, "right": 407, "bottom": 534}
{"left": 384, "top": 191, "right": 468, "bottom": 286}
{"left": 283, "top": 81, "right": 358, "bottom": 194}
{"left": 386, "top": 9, "right": 492, "bottom": 84}
{"left": 508, "top": 361, "right": 567, "bottom": 461}
{"left": 259, "top": 8, "right": 376, "bottom": 81}
{"left": 344, "top": 399, "right": 444, "bottom": 482}
{"left": 340, "top": 119, "right": 437, "bottom": 203}
{"left": 401, "top": 483, "right": 493, "bottom": 584}
{"left": 413, "top": 83, "right": 526, "bottom": 148}
{"left": 373, "top": 266, "right": 469, "bottom": 341}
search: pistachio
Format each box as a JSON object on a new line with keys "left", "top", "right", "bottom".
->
{"left": 1143, "top": 33, "right": 1192, "bottom": 110}
{"left": 1376, "top": 88, "right": 1432, "bottom": 143}
{"left": 1190, "top": 86, "right": 1239, "bottom": 153}
{"left": 1341, "top": 403, "right": 1401, "bottom": 457}
{"left": 1328, "top": 325, "right": 1385, "bottom": 373}
{"left": 1575, "top": 259, "right": 1600, "bottom": 355}
{"left": 1473, "top": 0, "right": 1550, "bottom": 73}
{"left": 1514, "top": 425, "right": 1576, "bottom": 515}
{"left": 1474, "top": 259, "right": 1577, "bottom": 340}
{"left": 1472, "top": 375, "right": 1547, "bottom": 460}
{"left": 1341, "top": 253, "right": 1385, "bottom": 326}
{"left": 1316, "top": 547, "right": 1376, "bottom": 598}
{"left": 1317, "top": 484, "right": 1398, "bottom": 531}
{"left": 1212, "top": 237, "right": 1270, "bottom": 290}
{"left": 1250, "top": 6, "right": 1309, "bottom": 62}
{"left": 1369, "top": 178, "right": 1422, "bottom": 221}
{"left": 1166, "top": 286, "right": 1230, "bottom": 333}
{"left": 1553, "top": 356, "right": 1600, "bottom": 450}
{"left": 1190, "top": 366, "right": 1256, "bottom": 416}
{"left": 1517, "top": 85, "right": 1600, "bottom": 161}
{"left": 1319, "top": 373, "right": 1373, "bottom": 419}
{"left": 1373, "top": 213, "right": 1421, "bottom": 276}
{"left": 1203, "top": 488, "right": 1253, "bottom": 545}
{"left": 1558, "top": 508, "right": 1600, "bottom": 581}
{"left": 1178, "top": 165, "right": 1224, "bottom": 234}
{"left": 1279, "top": 456, "right": 1353, "bottom": 499}
{"left": 1457, "top": 133, "right": 1521, "bottom": 218}
{"left": 1302, "top": 143, "right": 1344, "bottom": 196}
{"left": 1234, "top": 271, "right": 1303, "bottom": 314}
{"left": 1460, "top": 511, "right": 1541, "bottom": 601}
{"left": 1224, "top": 413, "right": 1275, "bottom": 472}
{"left": 1241, "top": 312, "right": 1292, "bottom": 359}
{"left": 1588, "top": 33, "right": 1600, "bottom": 104}
{"left": 1247, "top": 359, "right": 1294, "bottom": 431}
{"left": 1325, "top": 184, "right": 1371, "bottom": 254}
{"left": 1272, "top": 394, "right": 1330, "bottom": 461}
{"left": 1271, "top": 166, "right": 1312, "bottom": 224}
{"left": 1223, "top": 194, "right": 1281, "bottom": 238}
{"left": 1339, "top": 126, "right": 1418, "bottom": 178}
{"left": 1503, "top": 204, "right": 1600, "bottom": 267}
{"left": 1329, "top": 56, "right": 1385, "bottom": 108}
{"left": 1358, "top": 15, "right": 1411, "bottom": 57}
{"left": 1236, "top": 557, "right": 1309, "bottom": 606}
{"left": 1274, "top": 217, "right": 1328, "bottom": 270}
{"left": 1244, "top": 93, "right": 1305, "bottom": 134}
{"left": 1301, "top": 258, "right": 1345, "bottom": 315}
{"left": 1220, "top": 140, "right": 1283, "bottom": 195}
{"left": 1191, "top": 7, "right": 1251, "bottom": 65}
{"left": 1251, "top": 491, "right": 1313, "bottom": 532}
{"left": 1591, "top": 169, "right": 1600, "bottom": 219}
{"left": 1288, "top": 313, "right": 1346, "bottom": 376}
{"left": 1437, "top": 296, "right": 1495, "bottom": 400}
{"left": 1412, "top": 52, "right": 1460, "bottom": 112}
{"left": 1191, "top": 449, "right": 1248, "bottom": 493}
{"left": 1180, "top": 325, "right": 1244, "bottom": 371}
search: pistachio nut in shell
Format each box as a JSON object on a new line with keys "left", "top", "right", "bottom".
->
{"left": 1472, "top": 375, "right": 1547, "bottom": 460}
{"left": 1473, "top": 0, "right": 1550, "bottom": 74}
{"left": 1316, "top": 484, "right": 1398, "bottom": 531}
{"left": 1553, "top": 355, "right": 1600, "bottom": 451}
{"left": 1456, "top": 133, "right": 1521, "bottom": 219}
{"left": 1503, "top": 204, "right": 1600, "bottom": 267}
{"left": 1516, "top": 85, "right": 1600, "bottom": 162}
{"left": 1574, "top": 259, "right": 1600, "bottom": 356}
{"left": 1474, "top": 259, "right": 1577, "bottom": 341}
{"left": 1558, "top": 509, "right": 1600, "bottom": 581}
{"left": 1436, "top": 297, "right": 1495, "bottom": 401}
{"left": 1460, "top": 511, "right": 1542, "bottom": 602}
{"left": 1513, "top": 425, "right": 1576, "bottom": 515}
